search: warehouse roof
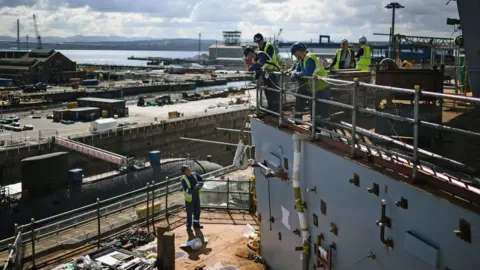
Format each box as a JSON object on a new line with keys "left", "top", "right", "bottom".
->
{"left": 77, "top": 97, "right": 125, "bottom": 104}
{"left": 68, "top": 107, "right": 100, "bottom": 112}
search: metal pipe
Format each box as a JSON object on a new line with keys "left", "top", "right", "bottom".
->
{"left": 279, "top": 72, "right": 284, "bottom": 126}
{"left": 96, "top": 198, "right": 101, "bottom": 248}
{"left": 151, "top": 181, "right": 155, "bottom": 233}
{"left": 351, "top": 78, "right": 358, "bottom": 157}
{"left": 30, "top": 218, "right": 35, "bottom": 269}
{"left": 146, "top": 183, "right": 150, "bottom": 233}
{"left": 180, "top": 137, "right": 253, "bottom": 148}
{"left": 311, "top": 79, "right": 316, "bottom": 138}
{"left": 216, "top": 127, "right": 251, "bottom": 133}
{"left": 292, "top": 133, "right": 310, "bottom": 269}
{"left": 165, "top": 176, "right": 170, "bottom": 219}
{"left": 412, "top": 85, "right": 420, "bottom": 179}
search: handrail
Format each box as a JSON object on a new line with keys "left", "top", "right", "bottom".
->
{"left": 0, "top": 164, "right": 239, "bottom": 247}
{"left": 255, "top": 71, "right": 480, "bottom": 197}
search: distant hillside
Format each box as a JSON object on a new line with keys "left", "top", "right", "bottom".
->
{"left": 0, "top": 35, "right": 220, "bottom": 51}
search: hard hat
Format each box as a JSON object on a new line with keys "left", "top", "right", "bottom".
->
{"left": 243, "top": 46, "right": 255, "bottom": 57}
{"left": 341, "top": 39, "right": 348, "bottom": 44}
{"left": 359, "top": 36, "right": 367, "bottom": 43}
{"left": 253, "top": 33, "right": 264, "bottom": 42}
{"left": 290, "top": 42, "right": 306, "bottom": 54}
{"left": 181, "top": 165, "right": 190, "bottom": 173}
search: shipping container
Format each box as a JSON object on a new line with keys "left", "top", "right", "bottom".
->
{"left": 82, "top": 79, "right": 99, "bottom": 86}
{"left": 53, "top": 109, "right": 69, "bottom": 122}
{"left": 0, "top": 78, "right": 13, "bottom": 87}
{"left": 68, "top": 107, "right": 100, "bottom": 122}
{"left": 67, "top": 102, "right": 78, "bottom": 109}
{"left": 90, "top": 118, "right": 117, "bottom": 133}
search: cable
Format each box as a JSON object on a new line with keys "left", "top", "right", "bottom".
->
{"left": 344, "top": 252, "right": 377, "bottom": 270}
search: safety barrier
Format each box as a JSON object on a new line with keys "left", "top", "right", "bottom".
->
{"left": 0, "top": 164, "right": 250, "bottom": 268}
{"left": 256, "top": 71, "right": 480, "bottom": 203}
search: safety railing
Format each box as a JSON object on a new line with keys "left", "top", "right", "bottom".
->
{"left": 255, "top": 70, "right": 480, "bottom": 198}
{"left": 1, "top": 231, "right": 22, "bottom": 270}
{"left": 0, "top": 164, "right": 250, "bottom": 268}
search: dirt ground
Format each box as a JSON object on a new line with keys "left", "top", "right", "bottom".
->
{"left": 158, "top": 211, "right": 265, "bottom": 270}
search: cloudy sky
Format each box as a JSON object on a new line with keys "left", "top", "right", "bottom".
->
{"left": 0, "top": 0, "right": 460, "bottom": 42}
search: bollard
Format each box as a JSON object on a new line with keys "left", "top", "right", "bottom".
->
{"left": 351, "top": 78, "right": 359, "bottom": 157}
{"left": 412, "top": 85, "right": 421, "bottom": 180}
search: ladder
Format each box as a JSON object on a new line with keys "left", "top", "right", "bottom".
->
{"left": 53, "top": 136, "right": 130, "bottom": 166}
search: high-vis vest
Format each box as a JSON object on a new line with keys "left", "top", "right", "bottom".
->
{"left": 301, "top": 52, "right": 329, "bottom": 92}
{"left": 257, "top": 51, "right": 280, "bottom": 71}
{"left": 182, "top": 174, "right": 203, "bottom": 202}
{"left": 333, "top": 49, "right": 353, "bottom": 70}
{"left": 261, "top": 42, "right": 279, "bottom": 71}
{"left": 356, "top": 45, "right": 371, "bottom": 71}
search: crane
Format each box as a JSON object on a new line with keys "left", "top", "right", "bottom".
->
{"left": 33, "top": 14, "right": 43, "bottom": 50}
{"left": 273, "top": 29, "right": 283, "bottom": 46}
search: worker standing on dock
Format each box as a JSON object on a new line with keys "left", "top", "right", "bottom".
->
{"left": 330, "top": 39, "right": 356, "bottom": 70}
{"left": 180, "top": 165, "right": 204, "bottom": 231}
{"left": 290, "top": 42, "right": 331, "bottom": 121}
{"left": 355, "top": 36, "right": 371, "bottom": 71}
{"left": 244, "top": 46, "right": 281, "bottom": 113}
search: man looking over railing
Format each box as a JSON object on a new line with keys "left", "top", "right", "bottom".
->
{"left": 290, "top": 42, "right": 332, "bottom": 122}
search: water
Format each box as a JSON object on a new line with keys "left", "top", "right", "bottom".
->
{"left": 59, "top": 50, "right": 208, "bottom": 66}
{"left": 59, "top": 49, "right": 338, "bottom": 66}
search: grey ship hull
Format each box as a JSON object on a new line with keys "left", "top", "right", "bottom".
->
{"left": 251, "top": 119, "right": 478, "bottom": 270}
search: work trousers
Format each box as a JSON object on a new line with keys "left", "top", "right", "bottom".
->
{"left": 185, "top": 197, "right": 201, "bottom": 229}
{"left": 295, "top": 81, "right": 331, "bottom": 121}
{"left": 263, "top": 72, "right": 280, "bottom": 114}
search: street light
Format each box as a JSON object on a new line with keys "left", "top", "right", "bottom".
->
{"left": 385, "top": 2, "right": 405, "bottom": 58}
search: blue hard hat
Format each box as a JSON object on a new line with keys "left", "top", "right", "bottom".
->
{"left": 290, "top": 42, "right": 307, "bottom": 54}
{"left": 181, "top": 165, "right": 190, "bottom": 173}
{"left": 244, "top": 46, "right": 255, "bottom": 57}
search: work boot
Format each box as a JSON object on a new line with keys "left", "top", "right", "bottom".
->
{"left": 193, "top": 223, "right": 203, "bottom": 229}
{"left": 186, "top": 227, "right": 193, "bottom": 232}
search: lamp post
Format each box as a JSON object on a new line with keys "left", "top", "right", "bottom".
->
{"left": 385, "top": 2, "right": 405, "bottom": 59}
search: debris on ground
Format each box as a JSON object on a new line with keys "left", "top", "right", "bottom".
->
{"left": 117, "top": 228, "right": 155, "bottom": 249}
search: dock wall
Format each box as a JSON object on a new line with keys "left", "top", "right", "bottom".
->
{"left": 0, "top": 109, "right": 250, "bottom": 185}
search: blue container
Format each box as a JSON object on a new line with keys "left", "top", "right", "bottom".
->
{"left": 149, "top": 151, "right": 161, "bottom": 165}
{"left": 82, "top": 79, "right": 99, "bottom": 86}
{"left": 68, "top": 168, "right": 83, "bottom": 186}
{"left": 0, "top": 78, "right": 13, "bottom": 87}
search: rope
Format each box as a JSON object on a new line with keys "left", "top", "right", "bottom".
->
{"left": 344, "top": 253, "right": 378, "bottom": 270}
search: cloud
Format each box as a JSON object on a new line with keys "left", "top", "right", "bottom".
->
{"left": 0, "top": 0, "right": 460, "bottom": 42}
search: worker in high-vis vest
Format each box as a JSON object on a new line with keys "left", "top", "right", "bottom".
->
{"left": 244, "top": 44, "right": 281, "bottom": 114}
{"left": 253, "top": 33, "right": 281, "bottom": 114}
{"left": 180, "top": 165, "right": 204, "bottom": 231}
{"left": 355, "top": 36, "right": 371, "bottom": 71}
{"left": 290, "top": 42, "right": 331, "bottom": 121}
{"left": 330, "top": 39, "right": 356, "bottom": 70}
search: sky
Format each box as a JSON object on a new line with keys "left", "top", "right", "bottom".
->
{"left": 0, "top": 0, "right": 460, "bottom": 42}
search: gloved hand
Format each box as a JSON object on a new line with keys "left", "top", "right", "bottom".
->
{"left": 194, "top": 185, "right": 201, "bottom": 191}
{"left": 290, "top": 73, "right": 299, "bottom": 82}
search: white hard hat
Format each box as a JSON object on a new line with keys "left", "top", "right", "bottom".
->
{"left": 341, "top": 39, "right": 348, "bottom": 44}
{"left": 359, "top": 36, "right": 367, "bottom": 43}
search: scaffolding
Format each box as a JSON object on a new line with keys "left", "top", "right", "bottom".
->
{"left": 222, "top": 31, "right": 241, "bottom": 46}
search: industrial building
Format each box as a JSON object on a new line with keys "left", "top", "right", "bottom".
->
{"left": 208, "top": 31, "right": 245, "bottom": 60}
{"left": 77, "top": 97, "right": 127, "bottom": 118}
{"left": 0, "top": 49, "right": 81, "bottom": 85}
{"left": 68, "top": 107, "right": 101, "bottom": 122}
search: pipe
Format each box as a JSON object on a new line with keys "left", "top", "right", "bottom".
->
{"left": 292, "top": 133, "right": 310, "bottom": 270}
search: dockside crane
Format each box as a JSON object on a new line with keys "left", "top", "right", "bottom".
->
{"left": 33, "top": 14, "right": 43, "bottom": 50}
{"left": 273, "top": 28, "right": 283, "bottom": 46}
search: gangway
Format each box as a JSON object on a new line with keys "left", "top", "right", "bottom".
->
{"left": 53, "top": 136, "right": 132, "bottom": 166}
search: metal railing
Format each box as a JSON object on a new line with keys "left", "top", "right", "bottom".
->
{"left": 0, "top": 165, "right": 251, "bottom": 268}
{"left": 256, "top": 71, "right": 480, "bottom": 193}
